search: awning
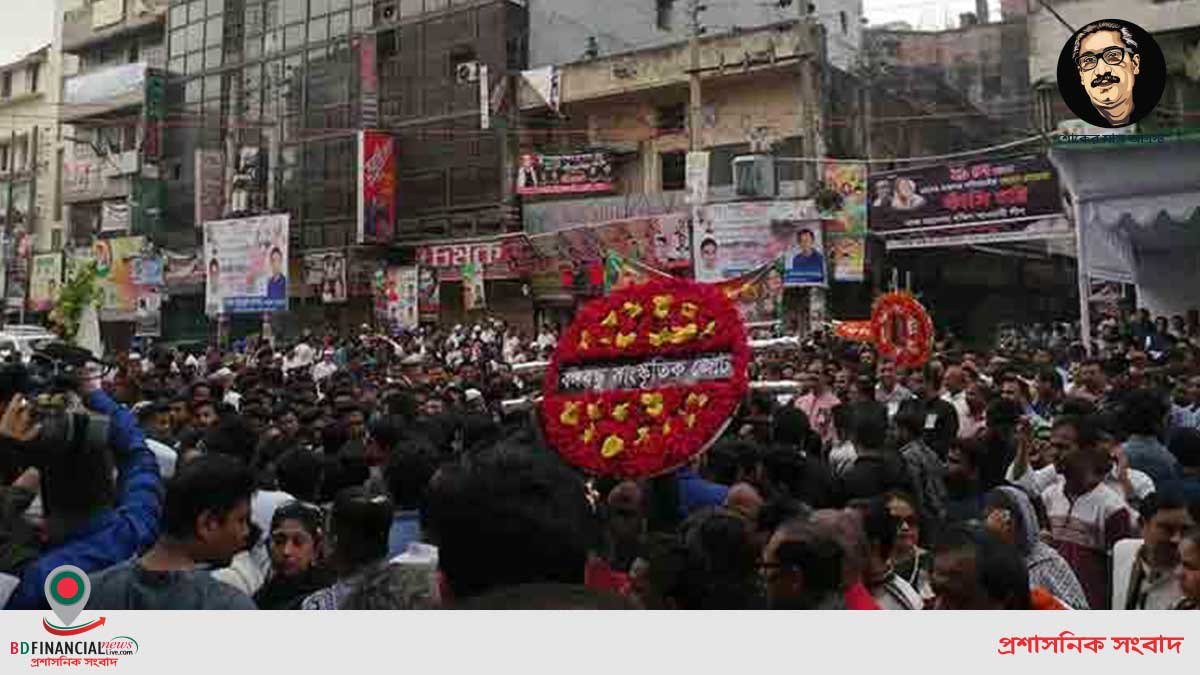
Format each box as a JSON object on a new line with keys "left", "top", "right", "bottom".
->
{"left": 1050, "top": 136, "right": 1200, "bottom": 321}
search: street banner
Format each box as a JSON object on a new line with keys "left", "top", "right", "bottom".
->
{"left": 714, "top": 259, "right": 785, "bottom": 325}
{"left": 828, "top": 234, "right": 866, "bottom": 282}
{"left": 357, "top": 130, "right": 396, "bottom": 244}
{"left": 302, "top": 251, "right": 348, "bottom": 303}
{"left": 695, "top": 201, "right": 824, "bottom": 287}
{"left": 28, "top": 252, "right": 63, "bottom": 312}
{"left": 833, "top": 319, "right": 874, "bottom": 342}
{"left": 418, "top": 267, "right": 439, "bottom": 322}
{"left": 164, "top": 251, "right": 205, "bottom": 291}
{"left": 516, "top": 152, "right": 614, "bottom": 196}
{"left": 868, "top": 154, "right": 1061, "bottom": 234}
{"left": 358, "top": 34, "right": 379, "bottom": 128}
{"left": 135, "top": 286, "right": 163, "bottom": 337}
{"left": 821, "top": 161, "right": 867, "bottom": 234}
{"left": 416, "top": 236, "right": 529, "bottom": 281}
{"left": 479, "top": 64, "right": 490, "bottom": 130}
{"left": 462, "top": 263, "right": 485, "bottom": 311}
{"left": 530, "top": 213, "right": 691, "bottom": 272}
{"left": 203, "top": 214, "right": 289, "bottom": 316}
{"left": 395, "top": 266, "right": 420, "bottom": 330}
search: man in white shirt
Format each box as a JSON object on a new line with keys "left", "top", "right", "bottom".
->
{"left": 312, "top": 349, "right": 338, "bottom": 382}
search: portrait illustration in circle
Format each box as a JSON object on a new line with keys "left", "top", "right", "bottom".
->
{"left": 1056, "top": 19, "right": 1166, "bottom": 129}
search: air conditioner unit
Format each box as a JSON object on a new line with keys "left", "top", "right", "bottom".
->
{"left": 732, "top": 154, "right": 777, "bottom": 198}
{"left": 455, "top": 61, "right": 481, "bottom": 84}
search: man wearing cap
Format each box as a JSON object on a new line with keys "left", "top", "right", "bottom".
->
{"left": 312, "top": 349, "right": 338, "bottom": 383}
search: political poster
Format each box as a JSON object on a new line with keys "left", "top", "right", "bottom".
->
{"left": 357, "top": 130, "right": 396, "bottom": 244}
{"left": 462, "top": 262, "right": 485, "bottom": 311}
{"left": 828, "top": 234, "right": 866, "bottom": 282}
{"left": 302, "top": 251, "right": 348, "bottom": 303}
{"left": 530, "top": 213, "right": 691, "bottom": 272}
{"left": 714, "top": 259, "right": 785, "bottom": 325}
{"left": 516, "top": 152, "right": 614, "bottom": 196}
{"left": 695, "top": 201, "right": 824, "bottom": 287}
{"left": 418, "top": 267, "right": 439, "bottom": 322}
{"left": 394, "top": 266, "right": 420, "bottom": 330}
{"left": 28, "top": 253, "right": 63, "bottom": 312}
{"left": 868, "top": 155, "right": 1061, "bottom": 234}
{"left": 822, "top": 161, "right": 868, "bottom": 234}
{"left": 80, "top": 236, "right": 145, "bottom": 321}
{"left": 203, "top": 214, "right": 290, "bottom": 316}
{"left": 135, "top": 287, "right": 163, "bottom": 337}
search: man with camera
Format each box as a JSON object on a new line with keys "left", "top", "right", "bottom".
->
{"left": 0, "top": 360, "right": 163, "bottom": 609}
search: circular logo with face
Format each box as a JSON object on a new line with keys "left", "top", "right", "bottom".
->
{"left": 1057, "top": 19, "right": 1165, "bottom": 129}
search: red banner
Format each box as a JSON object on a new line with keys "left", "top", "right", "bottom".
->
{"left": 833, "top": 320, "right": 874, "bottom": 342}
{"left": 358, "top": 130, "right": 396, "bottom": 244}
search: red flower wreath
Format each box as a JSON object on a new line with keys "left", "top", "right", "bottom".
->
{"left": 871, "top": 291, "right": 933, "bottom": 369}
{"left": 541, "top": 278, "right": 750, "bottom": 479}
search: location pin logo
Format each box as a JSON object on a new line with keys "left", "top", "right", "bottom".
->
{"left": 44, "top": 565, "right": 90, "bottom": 627}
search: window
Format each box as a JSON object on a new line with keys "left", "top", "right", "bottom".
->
{"left": 656, "top": 103, "right": 686, "bottom": 134}
{"left": 1, "top": 72, "right": 10, "bottom": 98}
{"left": 26, "top": 64, "right": 39, "bottom": 93}
{"left": 661, "top": 152, "right": 686, "bottom": 190}
{"left": 840, "top": 11, "right": 848, "bottom": 34}
{"left": 656, "top": 0, "right": 674, "bottom": 31}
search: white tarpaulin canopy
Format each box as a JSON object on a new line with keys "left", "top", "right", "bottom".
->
{"left": 1050, "top": 138, "right": 1200, "bottom": 327}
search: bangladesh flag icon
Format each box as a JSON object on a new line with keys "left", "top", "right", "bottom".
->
{"left": 44, "top": 565, "right": 91, "bottom": 627}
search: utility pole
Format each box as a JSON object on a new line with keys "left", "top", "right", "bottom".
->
{"left": 687, "top": 0, "right": 704, "bottom": 152}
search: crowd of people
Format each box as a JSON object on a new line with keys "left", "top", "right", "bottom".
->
{"left": 0, "top": 307, "right": 1199, "bottom": 611}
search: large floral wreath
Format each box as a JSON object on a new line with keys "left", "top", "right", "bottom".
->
{"left": 871, "top": 291, "right": 933, "bottom": 369}
{"left": 541, "top": 278, "right": 750, "bottom": 478}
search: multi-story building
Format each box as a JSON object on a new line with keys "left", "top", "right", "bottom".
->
{"left": 0, "top": 45, "right": 63, "bottom": 319}
{"left": 161, "top": 0, "right": 530, "bottom": 333}
{"left": 59, "top": 0, "right": 168, "bottom": 243}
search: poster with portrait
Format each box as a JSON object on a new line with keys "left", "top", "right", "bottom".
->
{"left": 516, "top": 152, "right": 614, "bottom": 196}
{"left": 822, "top": 161, "right": 867, "bottom": 234}
{"left": 828, "top": 234, "right": 866, "bottom": 282}
{"left": 418, "top": 267, "right": 439, "bottom": 322}
{"left": 302, "top": 251, "right": 348, "bottom": 304}
{"left": 714, "top": 259, "right": 785, "bottom": 325}
{"left": 394, "top": 266, "right": 419, "bottom": 330}
{"left": 695, "top": 201, "right": 824, "bottom": 287}
{"left": 462, "top": 262, "right": 485, "bottom": 311}
{"left": 81, "top": 237, "right": 145, "bottom": 321}
{"left": 203, "top": 214, "right": 290, "bottom": 316}
{"left": 28, "top": 253, "right": 63, "bottom": 312}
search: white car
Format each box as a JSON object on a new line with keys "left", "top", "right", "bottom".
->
{"left": 0, "top": 325, "right": 58, "bottom": 364}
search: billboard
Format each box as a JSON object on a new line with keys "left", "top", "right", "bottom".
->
{"left": 79, "top": 236, "right": 145, "bottom": 320}
{"left": 527, "top": 213, "right": 691, "bottom": 271}
{"left": 418, "top": 267, "right": 439, "bottom": 322}
{"left": 28, "top": 253, "right": 63, "bottom": 312}
{"left": 868, "top": 155, "right": 1061, "bottom": 234}
{"left": 357, "top": 130, "right": 396, "bottom": 244}
{"left": 302, "top": 250, "right": 348, "bottom": 304}
{"left": 695, "top": 201, "right": 825, "bottom": 287}
{"left": 203, "top": 214, "right": 290, "bottom": 316}
{"left": 516, "top": 152, "right": 614, "bottom": 196}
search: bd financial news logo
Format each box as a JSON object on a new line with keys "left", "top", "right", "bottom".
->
{"left": 9, "top": 566, "right": 139, "bottom": 666}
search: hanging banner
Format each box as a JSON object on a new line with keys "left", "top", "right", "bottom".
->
{"left": 203, "top": 214, "right": 289, "bottom": 316}
{"left": 195, "top": 149, "right": 225, "bottom": 228}
{"left": 868, "top": 155, "right": 1061, "bottom": 235}
{"left": 462, "top": 262, "right": 485, "bottom": 311}
{"left": 418, "top": 267, "right": 439, "bottom": 322}
{"left": 416, "top": 236, "right": 529, "bottom": 281}
{"left": 517, "top": 152, "right": 614, "bottom": 196}
{"left": 135, "top": 287, "right": 163, "bottom": 337}
{"left": 821, "top": 161, "right": 868, "bottom": 234}
{"left": 228, "top": 147, "right": 267, "bottom": 215}
{"left": 77, "top": 237, "right": 145, "bottom": 321}
{"left": 695, "top": 201, "right": 824, "bottom": 287}
{"left": 29, "top": 252, "right": 63, "bottom": 312}
{"left": 530, "top": 213, "right": 691, "bottom": 272}
{"left": 833, "top": 320, "right": 874, "bottom": 342}
{"left": 479, "top": 63, "right": 491, "bottom": 130}
{"left": 357, "top": 130, "right": 396, "bottom": 244}
{"left": 714, "top": 259, "right": 784, "bottom": 325}
{"left": 686, "top": 151, "right": 710, "bottom": 206}
{"left": 164, "top": 251, "right": 206, "bottom": 291}
{"left": 358, "top": 34, "right": 379, "bottom": 128}
{"left": 302, "top": 251, "right": 348, "bottom": 304}
{"left": 131, "top": 255, "right": 164, "bottom": 286}
{"left": 395, "top": 266, "right": 420, "bottom": 330}
{"left": 828, "top": 234, "right": 866, "bottom": 282}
